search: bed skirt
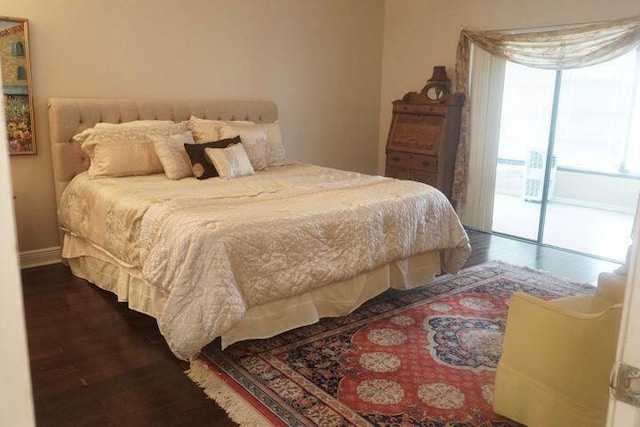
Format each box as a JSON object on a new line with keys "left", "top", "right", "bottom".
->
{"left": 63, "top": 233, "right": 442, "bottom": 349}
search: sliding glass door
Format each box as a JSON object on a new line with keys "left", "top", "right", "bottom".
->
{"left": 492, "top": 62, "right": 555, "bottom": 241}
{"left": 492, "top": 49, "right": 640, "bottom": 261}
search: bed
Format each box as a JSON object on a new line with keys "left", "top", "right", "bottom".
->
{"left": 49, "top": 98, "right": 471, "bottom": 361}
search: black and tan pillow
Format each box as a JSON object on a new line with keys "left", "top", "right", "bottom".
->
{"left": 183, "top": 136, "right": 241, "bottom": 179}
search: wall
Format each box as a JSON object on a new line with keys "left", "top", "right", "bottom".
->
{"left": 4, "top": 0, "right": 385, "bottom": 254}
{"left": 380, "top": 0, "right": 640, "bottom": 175}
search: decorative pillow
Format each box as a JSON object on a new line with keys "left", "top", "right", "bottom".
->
{"left": 264, "top": 122, "right": 287, "bottom": 166}
{"left": 219, "top": 122, "right": 268, "bottom": 171}
{"left": 220, "top": 121, "right": 286, "bottom": 167}
{"left": 205, "top": 144, "right": 255, "bottom": 179}
{"left": 84, "top": 141, "right": 163, "bottom": 177}
{"left": 149, "top": 131, "right": 195, "bottom": 180}
{"left": 74, "top": 121, "right": 187, "bottom": 143}
{"left": 241, "top": 137, "right": 268, "bottom": 171}
{"left": 75, "top": 122, "right": 188, "bottom": 177}
{"left": 187, "top": 116, "right": 224, "bottom": 143}
{"left": 187, "top": 116, "right": 253, "bottom": 143}
{"left": 183, "top": 136, "right": 241, "bottom": 179}
{"left": 94, "top": 120, "right": 179, "bottom": 129}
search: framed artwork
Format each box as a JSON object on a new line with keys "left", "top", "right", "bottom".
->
{"left": 0, "top": 16, "right": 35, "bottom": 155}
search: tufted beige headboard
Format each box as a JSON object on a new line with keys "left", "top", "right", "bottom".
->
{"left": 48, "top": 98, "right": 278, "bottom": 211}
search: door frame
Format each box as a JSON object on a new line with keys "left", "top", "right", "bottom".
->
{"left": 607, "top": 195, "right": 640, "bottom": 425}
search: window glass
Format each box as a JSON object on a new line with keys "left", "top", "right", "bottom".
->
{"left": 555, "top": 50, "right": 639, "bottom": 174}
{"left": 497, "top": 62, "right": 555, "bottom": 162}
{"left": 17, "top": 66, "right": 27, "bottom": 80}
{"left": 498, "top": 49, "right": 640, "bottom": 175}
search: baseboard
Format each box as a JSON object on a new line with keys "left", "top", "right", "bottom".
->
{"left": 20, "top": 246, "right": 61, "bottom": 269}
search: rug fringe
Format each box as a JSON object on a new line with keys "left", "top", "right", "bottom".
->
{"left": 489, "top": 260, "right": 594, "bottom": 289}
{"left": 186, "top": 359, "right": 274, "bottom": 427}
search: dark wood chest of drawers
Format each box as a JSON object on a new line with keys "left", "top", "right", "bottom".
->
{"left": 385, "top": 92, "right": 464, "bottom": 202}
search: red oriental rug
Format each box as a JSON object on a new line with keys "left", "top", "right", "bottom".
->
{"left": 186, "top": 261, "right": 593, "bottom": 426}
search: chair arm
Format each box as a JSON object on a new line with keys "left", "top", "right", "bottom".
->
{"left": 596, "top": 272, "right": 627, "bottom": 304}
{"left": 499, "top": 292, "right": 622, "bottom": 411}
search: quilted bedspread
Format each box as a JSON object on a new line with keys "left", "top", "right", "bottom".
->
{"left": 60, "top": 163, "right": 470, "bottom": 360}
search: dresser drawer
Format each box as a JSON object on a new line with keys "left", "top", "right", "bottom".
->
{"left": 388, "top": 113, "right": 443, "bottom": 155}
{"left": 411, "top": 170, "right": 438, "bottom": 187}
{"left": 385, "top": 165, "right": 410, "bottom": 180}
{"left": 393, "top": 103, "right": 446, "bottom": 116}
{"left": 386, "top": 151, "right": 437, "bottom": 172}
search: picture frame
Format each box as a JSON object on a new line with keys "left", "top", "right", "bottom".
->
{"left": 0, "top": 16, "right": 35, "bottom": 155}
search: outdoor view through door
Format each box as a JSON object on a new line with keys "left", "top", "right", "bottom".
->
{"left": 493, "top": 47, "right": 640, "bottom": 261}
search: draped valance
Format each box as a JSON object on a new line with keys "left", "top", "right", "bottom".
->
{"left": 452, "top": 15, "right": 640, "bottom": 206}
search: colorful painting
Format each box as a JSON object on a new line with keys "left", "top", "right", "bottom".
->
{"left": 0, "top": 17, "right": 35, "bottom": 155}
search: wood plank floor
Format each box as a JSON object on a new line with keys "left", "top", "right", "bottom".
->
{"left": 22, "top": 230, "right": 620, "bottom": 426}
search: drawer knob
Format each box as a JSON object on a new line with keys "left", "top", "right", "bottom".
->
{"left": 422, "top": 161, "right": 431, "bottom": 167}
{"left": 392, "top": 156, "right": 401, "bottom": 162}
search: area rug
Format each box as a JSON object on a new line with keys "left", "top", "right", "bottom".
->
{"left": 186, "top": 261, "right": 594, "bottom": 426}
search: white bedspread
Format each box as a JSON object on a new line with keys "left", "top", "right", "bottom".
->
{"left": 60, "top": 163, "right": 470, "bottom": 359}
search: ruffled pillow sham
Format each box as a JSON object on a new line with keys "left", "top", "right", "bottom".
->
{"left": 189, "top": 117, "right": 287, "bottom": 167}
{"left": 219, "top": 122, "right": 268, "bottom": 171}
{"left": 74, "top": 121, "right": 188, "bottom": 178}
{"left": 264, "top": 122, "right": 287, "bottom": 167}
{"left": 219, "top": 121, "right": 287, "bottom": 168}
{"left": 187, "top": 116, "right": 253, "bottom": 143}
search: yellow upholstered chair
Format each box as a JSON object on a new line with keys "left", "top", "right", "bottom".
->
{"left": 493, "top": 272, "right": 626, "bottom": 427}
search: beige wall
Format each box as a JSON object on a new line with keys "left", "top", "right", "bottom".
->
{"left": 379, "top": 0, "right": 640, "bottom": 174}
{"left": 4, "top": 0, "right": 385, "bottom": 253}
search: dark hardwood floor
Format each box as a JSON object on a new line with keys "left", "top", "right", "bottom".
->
{"left": 22, "top": 230, "right": 620, "bottom": 426}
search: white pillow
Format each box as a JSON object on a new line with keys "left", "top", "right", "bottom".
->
{"left": 265, "top": 122, "right": 287, "bottom": 166}
{"left": 83, "top": 142, "right": 163, "bottom": 177}
{"left": 242, "top": 138, "right": 268, "bottom": 171}
{"left": 76, "top": 123, "right": 188, "bottom": 177}
{"left": 150, "top": 131, "right": 195, "bottom": 180}
{"left": 204, "top": 144, "right": 255, "bottom": 179}
{"left": 188, "top": 116, "right": 224, "bottom": 143}
{"left": 74, "top": 121, "right": 188, "bottom": 143}
{"left": 188, "top": 116, "right": 254, "bottom": 143}
{"left": 219, "top": 122, "right": 268, "bottom": 171}
{"left": 94, "top": 120, "right": 179, "bottom": 129}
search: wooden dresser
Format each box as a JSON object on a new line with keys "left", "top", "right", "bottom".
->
{"left": 385, "top": 92, "right": 464, "bottom": 202}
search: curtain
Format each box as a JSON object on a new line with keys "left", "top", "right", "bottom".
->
{"left": 459, "top": 46, "right": 505, "bottom": 231}
{"left": 452, "top": 15, "right": 640, "bottom": 210}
